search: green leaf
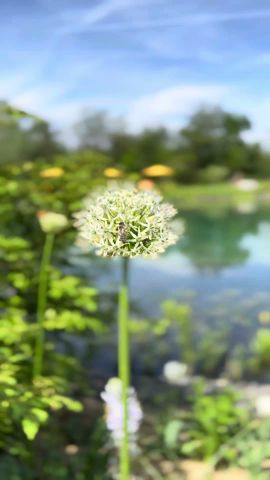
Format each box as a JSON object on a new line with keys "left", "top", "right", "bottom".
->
{"left": 181, "top": 439, "right": 201, "bottom": 455}
{"left": 44, "top": 309, "right": 104, "bottom": 333}
{"left": 61, "top": 397, "right": 83, "bottom": 412}
{"left": 31, "top": 408, "right": 48, "bottom": 423}
{"left": 22, "top": 418, "right": 39, "bottom": 440}
{"left": 164, "top": 419, "right": 183, "bottom": 449}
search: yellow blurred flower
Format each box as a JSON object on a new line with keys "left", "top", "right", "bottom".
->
{"left": 40, "top": 167, "right": 64, "bottom": 178}
{"left": 137, "top": 179, "right": 155, "bottom": 191}
{"left": 37, "top": 211, "right": 69, "bottom": 234}
{"left": 142, "top": 164, "right": 175, "bottom": 177}
{"left": 103, "top": 167, "right": 123, "bottom": 178}
{"left": 259, "top": 311, "right": 270, "bottom": 324}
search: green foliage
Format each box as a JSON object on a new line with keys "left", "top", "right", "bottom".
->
{"left": 180, "top": 107, "right": 252, "bottom": 178}
{"left": 0, "top": 235, "right": 34, "bottom": 263}
{"left": 128, "top": 315, "right": 174, "bottom": 337}
{"left": 45, "top": 269, "right": 104, "bottom": 332}
{"left": 163, "top": 419, "right": 184, "bottom": 450}
{"left": 129, "top": 300, "right": 230, "bottom": 377}
{"left": 0, "top": 101, "right": 42, "bottom": 124}
{"left": 225, "top": 345, "right": 246, "bottom": 381}
{"left": 0, "top": 361, "right": 82, "bottom": 447}
{"left": 0, "top": 314, "right": 88, "bottom": 461}
{"left": 0, "top": 99, "right": 270, "bottom": 185}
{"left": 0, "top": 308, "right": 32, "bottom": 344}
{"left": 197, "top": 165, "right": 229, "bottom": 184}
{"left": 196, "top": 328, "right": 229, "bottom": 376}
{"left": 155, "top": 382, "right": 250, "bottom": 463}
{"left": 253, "top": 329, "right": 270, "bottom": 362}
{"left": 0, "top": 150, "right": 107, "bottom": 476}
{"left": 183, "top": 382, "right": 250, "bottom": 459}
{"left": 250, "top": 329, "right": 270, "bottom": 373}
{"left": 162, "top": 300, "right": 194, "bottom": 370}
{"left": 44, "top": 309, "right": 104, "bottom": 333}
{"left": 0, "top": 394, "right": 109, "bottom": 479}
{"left": 0, "top": 101, "right": 61, "bottom": 166}
{"left": 162, "top": 300, "right": 229, "bottom": 376}
{"left": 1, "top": 99, "right": 270, "bottom": 479}
{"left": 74, "top": 111, "right": 112, "bottom": 151}
{"left": 160, "top": 180, "right": 270, "bottom": 211}
{"left": 78, "top": 105, "right": 269, "bottom": 182}
{"left": 232, "top": 419, "right": 270, "bottom": 478}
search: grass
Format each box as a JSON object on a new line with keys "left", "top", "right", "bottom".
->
{"left": 160, "top": 181, "right": 270, "bottom": 210}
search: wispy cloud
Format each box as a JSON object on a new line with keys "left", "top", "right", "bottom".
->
{"left": 58, "top": 0, "right": 135, "bottom": 34}
{"left": 127, "top": 84, "right": 227, "bottom": 131}
{"left": 0, "top": 0, "right": 270, "bottom": 148}
{"left": 59, "top": 8, "right": 270, "bottom": 32}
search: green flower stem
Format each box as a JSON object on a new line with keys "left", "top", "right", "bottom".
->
{"left": 33, "top": 232, "right": 54, "bottom": 378}
{"left": 118, "top": 256, "right": 130, "bottom": 480}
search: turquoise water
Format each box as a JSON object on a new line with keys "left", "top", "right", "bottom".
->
{"left": 69, "top": 206, "right": 270, "bottom": 379}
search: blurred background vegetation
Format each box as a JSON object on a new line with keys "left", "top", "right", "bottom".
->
{"left": 2, "top": 100, "right": 270, "bottom": 479}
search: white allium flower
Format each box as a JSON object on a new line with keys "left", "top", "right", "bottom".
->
{"left": 74, "top": 184, "right": 180, "bottom": 258}
{"left": 163, "top": 361, "right": 189, "bottom": 385}
{"left": 101, "top": 377, "right": 143, "bottom": 448}
{"left": 255, "top": 394, "right": 270, "bottom": 418}
{"left": 37, "top": 211, "right": 68, "bottom": 234}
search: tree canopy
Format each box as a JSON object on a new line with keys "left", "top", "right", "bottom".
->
{"left": 0, "top": 100, "right": 269, "bottom": 183}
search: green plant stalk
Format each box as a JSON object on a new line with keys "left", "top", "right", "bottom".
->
{"left": 118, "top": 256, "right": 130, "bottom": 480}
{"left": 33, "top": 232, "right": 55, "bottom": 378}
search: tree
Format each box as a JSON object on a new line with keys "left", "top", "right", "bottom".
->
{"left": 0, "top": 101, "right": 62, "bottom": 165}
{"left": 135, "top": 128, "right": 170, "bottom": 170}
{"left": 110, "top": 131, "right": 137, "bottom": 170}
{"left": 74, "top": 111, "right": 111, "bottom": 151}
{"left": 110, "top": 127, "right": 171, "bottom": 172}
{"left": 178, "top": 107, "right": 255, "bottom": 179}
{"left": 22, "top": 121, "right": 64, "bottom": 162}
{"left": 74, "top": 110, "right": 125, "bottom": 152}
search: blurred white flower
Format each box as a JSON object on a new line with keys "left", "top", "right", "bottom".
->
{"left": 163, "top": 361, "right": 189, "bottom": 385}
{"left": 234, "top": 178, "right": 259, "bottom": 191}
{"left": 101, "top": 378, "right": 143, "bottom": 448}
{"left": 37, "top": 211, "right": 68, "bottom": 234}
{"left": 255, "top": 394, "right": 270, "bottom": 418}
{"left": 74, "top": 184, "right": 180, "bottom": 258}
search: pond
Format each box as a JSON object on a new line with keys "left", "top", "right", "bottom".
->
{"left": 68, "top": 205, "right": 270, "bottom": 382}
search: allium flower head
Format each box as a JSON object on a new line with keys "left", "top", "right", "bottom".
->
{"left": 74, "top": 184, "right": 181, "bottom": 258}
{"left": 37, "top": 211, "right": 69, "bottom": 234}
{"left": 101, "top": 377, "right": 143, "bottom": 447}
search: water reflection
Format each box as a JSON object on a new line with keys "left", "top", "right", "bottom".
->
{"left": 241, "top": 222, "right": 270, "bottom": 265}
{"left": 178, "top": 208, "right": 264, "bottom": 272}
{"left": 68, "top": 206, "right": 270, "bottom": 379}
{"left": 69, "top": 206, "right": 270, "bottom": 316}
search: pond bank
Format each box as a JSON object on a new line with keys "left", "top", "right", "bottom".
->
{"left": 161, "top": 181, "right": 270, "bottom": 210}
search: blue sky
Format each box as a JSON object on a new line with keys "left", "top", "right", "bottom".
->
{"left": 2, "top": 0, "right": 270, "bottom": 146}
